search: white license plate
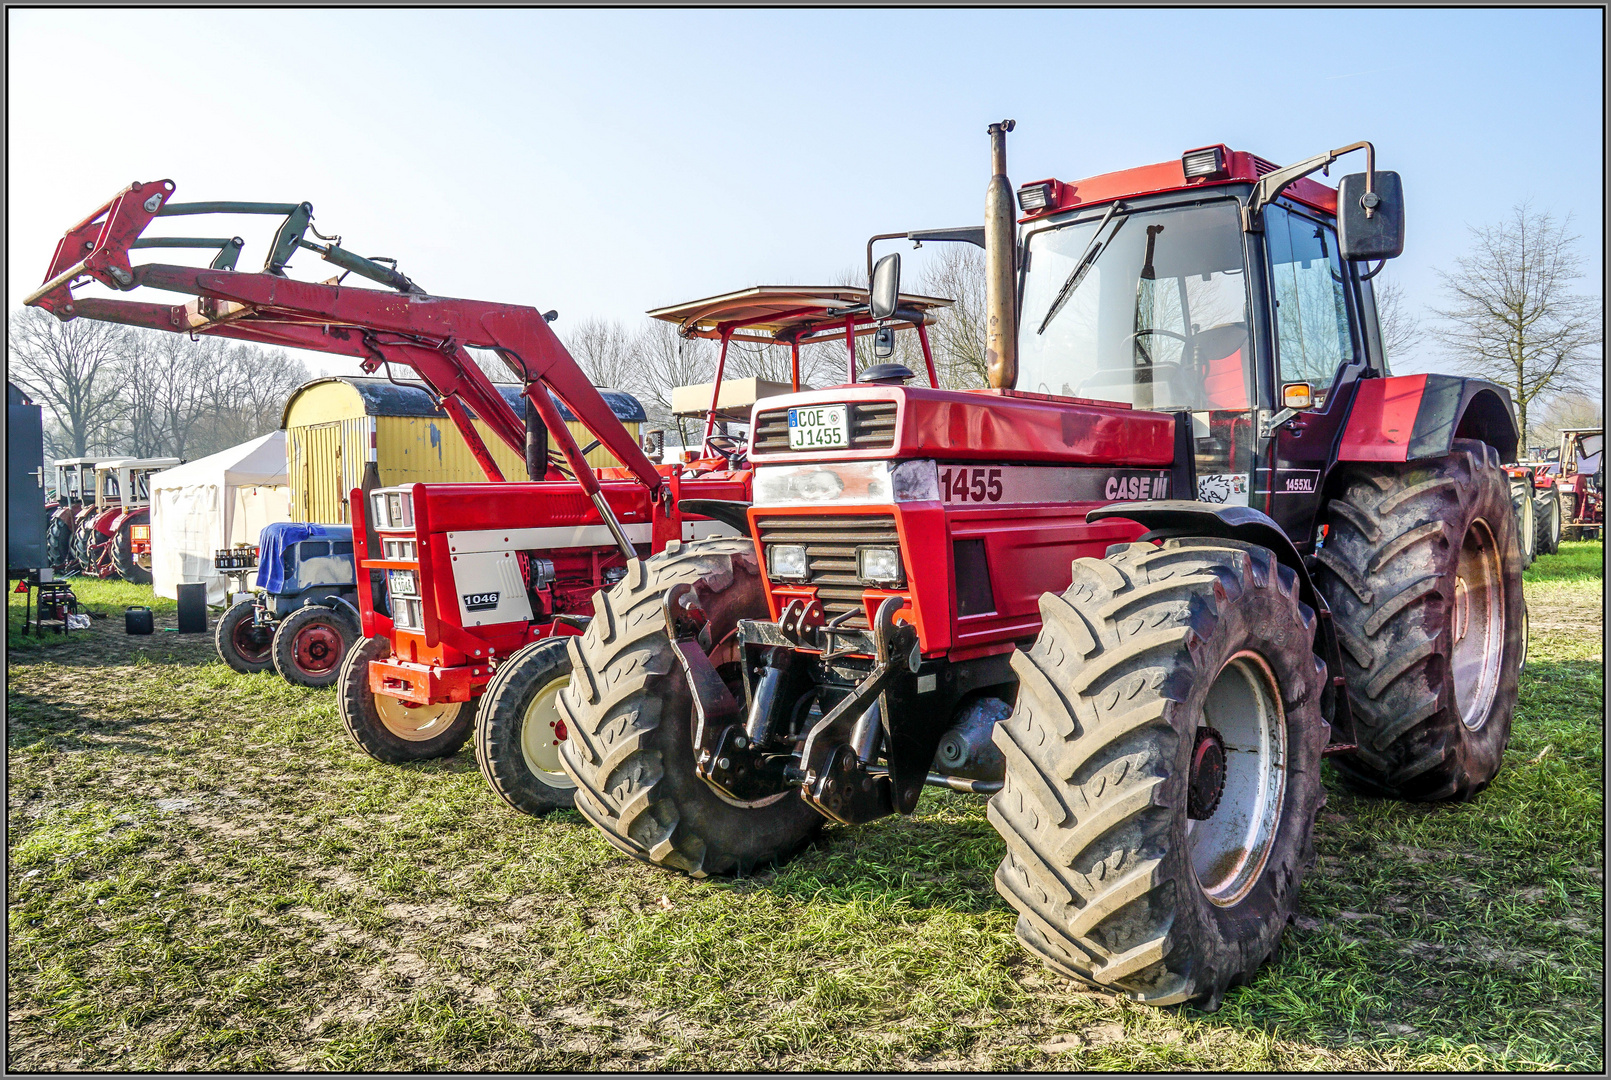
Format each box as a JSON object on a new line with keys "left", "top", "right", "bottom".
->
{"left": 387, "top": 569, "right": 418, "bottom": 598}
{"left": 788, "top": 405, "right": 848, "bottom": 450}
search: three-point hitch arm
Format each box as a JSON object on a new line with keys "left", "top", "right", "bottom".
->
{"left": 24, "top": 178, "right": 662, "bottom": 558}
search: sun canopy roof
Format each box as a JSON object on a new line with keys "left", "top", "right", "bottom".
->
{"left": 647, "top": 286, "right": 953, "bottom": 346}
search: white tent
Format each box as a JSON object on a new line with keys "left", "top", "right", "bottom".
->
{"left": 149, "top": 432, "right": 291, "bottom": 605}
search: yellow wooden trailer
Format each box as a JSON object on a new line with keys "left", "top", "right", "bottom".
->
{"left": 281, "top": 376, "right": 645, "bottom": 525}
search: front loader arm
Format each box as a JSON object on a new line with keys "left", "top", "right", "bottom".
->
{"left": 25, "top": 180, "right": 665, "bottom": 516}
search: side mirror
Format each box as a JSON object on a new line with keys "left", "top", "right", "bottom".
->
{"left": 872, "top": 325, "right": 896, "bottom": 359}
{"left": 1337, "top": 170, "right": 1404, "bottom": 261}
{"left": 870, "top": 252, "right": 901, "bottom": 321}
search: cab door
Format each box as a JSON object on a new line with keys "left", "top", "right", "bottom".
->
{"left": 1258, "top": 202, "right": 1369, "bottom": 549}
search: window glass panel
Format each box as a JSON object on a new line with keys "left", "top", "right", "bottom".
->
{"left": 1267, "top": 205, "right": 1355, "bottom": 406}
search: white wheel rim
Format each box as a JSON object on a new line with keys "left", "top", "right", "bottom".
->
{"left": 374, "top": 694, "right": 462, "bottom": 742}
{"left": 1451, "top": 519, "right": 1505, "bottom": 731}
{"left": 1187, "top": 651, "right": 1287, "bottom": 908}
{"left": 519, "top": 675, "right": 577, "bottom": 788}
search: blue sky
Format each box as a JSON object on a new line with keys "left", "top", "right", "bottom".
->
{"left": 8, "top": 8, "right": 1602, "bottom": 377}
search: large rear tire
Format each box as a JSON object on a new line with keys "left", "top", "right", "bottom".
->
{"left": 70, "top": 518, "right": 98, "bottom": 575}
{"left": 988, "top": 538, "right": 1327, "bottom": 1009}
{"left": 1534, "top": 485, "right": 1561, "bottom": 556}
{"left": 475, "top": 638, "right": 578, "bottom": 816}
{"left": 338, "top": 635, "right": 476, "bottom": 762}
{"left": 46, "top": 515, "right": 73, "bottom": 573}
{"left": 271, "top": 605, "right": 358, "bottom": 689}
{"left": 557, "top": 539, "right": 823, "bottom": 877}
{"left": 1509, "top": 478, "right": 1536, "bottom": 568}
{"left": 215, "top": 599, "right": 275, "bottom": 674}
{"left": 1315, "top": 439, "right": 1523, "bottom": 802}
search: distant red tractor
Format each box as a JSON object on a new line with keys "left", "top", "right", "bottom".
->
{"left": 551, "top": 126, "right": 1525, "bottom": 1009}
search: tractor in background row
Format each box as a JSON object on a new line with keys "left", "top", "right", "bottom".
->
{"left": 68, "top": 457, "right": 180, "bottom": 582}
{"left": 1543, "top": 428, "right": 1603, "bottom": 542}
{"left": 552, "top": 126, "right": 1525, "bottom": 1010}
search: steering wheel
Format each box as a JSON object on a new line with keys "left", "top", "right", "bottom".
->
{"left": 705, "top": 434, "right": 746, "bottom": 466}
{"left": 1122, "top": 328, "right": 1190, "bottom": 363}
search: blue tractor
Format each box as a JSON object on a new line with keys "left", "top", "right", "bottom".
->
{"left": 214, "top": 522, "right": 375, "bottom": 688}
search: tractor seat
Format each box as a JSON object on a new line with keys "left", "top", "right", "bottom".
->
{"left": 1191, "top": 322, "right": 1250, "bottom": 411}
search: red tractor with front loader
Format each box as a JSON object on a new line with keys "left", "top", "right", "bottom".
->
{"left": 21, "top": 180, "right": 949, "bottom": 821}
{"left": 547, "top": 125, "right": 1525, "bottom": 1009}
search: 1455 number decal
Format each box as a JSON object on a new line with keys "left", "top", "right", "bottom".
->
{"left": 940, "top": 467, "right": 1003, "bottom": 503}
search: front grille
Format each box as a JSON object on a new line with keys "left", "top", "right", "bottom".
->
{"left": 751, "top": 401, "right": 899, "bottom": 454}
{"left": 756, "top": 514, "right": 899, "bottom": 629}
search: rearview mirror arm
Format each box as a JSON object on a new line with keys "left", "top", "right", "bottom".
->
{"left": 1243, "top": 141, "right": 1375, "bottom": 231}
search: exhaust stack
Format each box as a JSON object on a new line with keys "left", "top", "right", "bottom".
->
{"left": 984, "top": 119, "right": 1018, "bottom": 390}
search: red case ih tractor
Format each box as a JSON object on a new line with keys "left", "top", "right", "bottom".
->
{"left": 546, "top": 127, "right": 1525, "bottom": 1009}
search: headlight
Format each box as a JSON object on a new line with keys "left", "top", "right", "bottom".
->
{"left": 371, "top": 492, "right": 389, "bottom": 527}
{"left": 130, "top": 525, "right": 150, "bottom": 541}
{"left": 388, "top": 569, "right": 419, "bottom": 598}
{"left": 768, "top": 543, "right": 810, "bottom": 581}
{"left": 392, "top": 597, "right": 424, "bottom": 632}
{"left": 857, "top": 546, "right": 904, "bottom": 585}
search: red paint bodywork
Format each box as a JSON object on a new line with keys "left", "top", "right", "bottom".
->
{"left": 745, "top": 384, "right": 1174, "bottom": 657}
{"left": 1335, "top": 375, "right": 1428, "bottom": 462}
{"left": 748, "top": 385, "right": 1174, "bottom": 467}
{"left": 1017, "top": 147, "right": 1338, "bottom": 223}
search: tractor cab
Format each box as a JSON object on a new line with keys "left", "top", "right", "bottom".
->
{"left": 1013, "top": 147, "right": 1398, "bottom": 541}
{"left": 51, "top": 457, "right": 99, "bottom": 508}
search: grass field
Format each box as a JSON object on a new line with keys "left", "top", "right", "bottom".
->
{"left": 6, "top": 544, "right": 1604, "bottom": 1070}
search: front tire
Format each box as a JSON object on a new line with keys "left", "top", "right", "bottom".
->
{"left": 1534, "top": 486, "right": 1561, "bottom": 556}
{"left": 557, "top": 539, "right": 823, "bottom": 877}
{"left": 272, "top": 605, "right": 358, "bottom": 688}
{"left": 215, "top": 600, "right": 275, "bottom": 674}
{"left": 113, "top": 524, "right": 152, "bottom": 584}
{"left": 1315, "top": 439, "right": 1524, "bottom": 802}
{"left": 988, "top": 538, "right": 1327, "bottom": 1009}
{"left": 475, "top": 638, "right": 578, "bottom": 816}
{"left": 1509, "top": 478, "right": 1536, "bottom": 568}
{"left": 338, "top": 635, "right": 476, "bottom": 762}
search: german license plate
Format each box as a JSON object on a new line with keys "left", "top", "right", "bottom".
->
{"left": 788, "top": 405, "right": 848, "bottom": 450}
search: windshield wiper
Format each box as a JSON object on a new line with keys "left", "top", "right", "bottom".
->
{"left": 1036, "top": 201, "right": 1128, "bottom": 335}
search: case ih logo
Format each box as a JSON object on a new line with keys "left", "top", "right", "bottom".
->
{"left": 1105, "top": 473, "right": 1169, "bottom": 501}
{"left": 463, "top": 592, "right": 500, "bottom": 611}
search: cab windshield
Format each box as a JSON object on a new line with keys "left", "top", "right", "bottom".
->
{"left": 1017, "top": 201, "right": 1251, "bottom": 412}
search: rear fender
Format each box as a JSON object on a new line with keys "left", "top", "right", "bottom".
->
{"left": 1087, "top": 501, "right": 1353, "bottom": 746}
{"left": 1337, "top": 374, "right": 1518, "bottom": 464}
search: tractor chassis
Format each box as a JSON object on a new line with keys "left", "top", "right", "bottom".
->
{"left": 681, "top": 588, "right": 1017, "bottom": 827}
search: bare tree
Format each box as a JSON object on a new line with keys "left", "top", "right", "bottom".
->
{"left": 1529, "top": 392, "right": 1604, "bottom": 457}
{"left": 1433, "top": 204, "right": 1603, "bottom": 446}
{"left": 1372, "top": 277, "right": 1422, "bottom": 368}
{"left": 918, "top": 244, "right": 987, "bottom": 389}
{"left": 632, "top": 319, "right": 713, "bottom": 447}
{"left": 8, "top": 307, "right": 131, "bottom": 457}
{"left": 564, "top": 316, "right": 640, "bottom": 391}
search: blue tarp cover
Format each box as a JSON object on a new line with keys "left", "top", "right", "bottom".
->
{"left": 255, "top": 522, "right": 354, "bottom": 593}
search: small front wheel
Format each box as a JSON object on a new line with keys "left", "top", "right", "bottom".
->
{"left": 215, "top": 600, "right": 275, "bottom": 674}
{"left": 338, "top": 635, "right": 475, "bottom": 762}
{"left": 272, "top": 605, "right": 358, "bottom": 688}
{"left": 475, "top": 638, "right": 578, "bottom": 816}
